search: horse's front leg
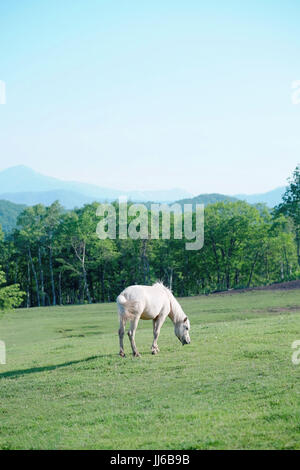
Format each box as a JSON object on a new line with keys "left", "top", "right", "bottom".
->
{"left": 118, "top": 315, "right": 126, "bottom": 357}
{"left": 128, "top": 316, "right": 141, "bottom": 357}
{"left": 151, "top": 316, "right": 164, "bottom": 354}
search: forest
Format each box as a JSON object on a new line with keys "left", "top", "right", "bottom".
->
{"left": 0, "top": 166, "right": 299, "bottom": 309}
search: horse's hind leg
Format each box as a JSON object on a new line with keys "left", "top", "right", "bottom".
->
{"left": 118, "top": 315, "right": 126, "bottom": 357}
{"left": 128, "top": 316, "right": 141, "bottom": 357}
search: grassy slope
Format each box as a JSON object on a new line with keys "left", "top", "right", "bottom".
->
{"left": 0, "top": 290, "right": 300, "bottom": 450}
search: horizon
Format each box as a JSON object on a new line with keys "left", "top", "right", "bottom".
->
{"left": 0, "top": 2, "right": 299, "bottom": 194}
{"left": 0, "top": 164, "right": 288, "bottom": 197}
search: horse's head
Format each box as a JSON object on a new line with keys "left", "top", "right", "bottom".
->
{"left": 174, "top": 317, "right": 191, "bottom": 345}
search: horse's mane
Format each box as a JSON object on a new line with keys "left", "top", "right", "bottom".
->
{"left": 152, "top": 281, "right": 173, "bottom": 297}
{"left": 152, "top": 282, "right": 185, "bottom": 322}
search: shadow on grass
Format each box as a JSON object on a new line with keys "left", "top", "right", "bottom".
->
{"left": 0, "top": 354, "right": 115, "bottom": 380}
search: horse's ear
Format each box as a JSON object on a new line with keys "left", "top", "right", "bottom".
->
{"left": 184, "top": 317, "right": 187, "bottom": 322}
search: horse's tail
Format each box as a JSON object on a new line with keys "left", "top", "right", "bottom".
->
{"left": 116, "top": 294, "right": 137, "bottom": 320}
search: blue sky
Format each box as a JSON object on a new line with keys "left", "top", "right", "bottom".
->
{"left": 0, "top": 0, "right": 299, "bottom": 195}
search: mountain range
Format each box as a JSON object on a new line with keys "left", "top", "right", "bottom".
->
{"left": 0, "top": 166, "right": 192, "bottom": 207}
{"left": 0, "top": 165, "right": 286, "bottom": 225}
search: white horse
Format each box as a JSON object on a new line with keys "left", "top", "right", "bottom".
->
{"left": 116, "top": 282, "right": 191, "bottom": 357}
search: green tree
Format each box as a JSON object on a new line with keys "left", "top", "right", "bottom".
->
{"left": 17, "top": 205, "right": 47, "bottom": 307}
{"left": 0, "top": 268, "right": 25, "bottom": 316}
{"left": 43, "top": 201, "right": 64, "bottom": 306}
{"left": 275, "top": 165, "right": 300, "bottom": 266}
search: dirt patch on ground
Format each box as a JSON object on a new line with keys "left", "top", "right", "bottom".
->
{"left": 213, "top": 280, "right": 300, "bottom": 295}
{"left": 267, "top": 306, "right": 300, "bottom": 313}
{"left": 258, "top": 280, "right": 300, "bottom": 291}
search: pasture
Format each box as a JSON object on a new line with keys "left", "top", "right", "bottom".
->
{"left": 0, "top": 289, "right": 300, "bottom": 449}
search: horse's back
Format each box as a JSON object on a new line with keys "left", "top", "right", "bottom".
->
{"left": 118, "top": 284, "right": 170, "bottom": 320}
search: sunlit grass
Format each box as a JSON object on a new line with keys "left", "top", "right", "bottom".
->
{"left": 0, "top": 289, "right": 300, "bottom": 449}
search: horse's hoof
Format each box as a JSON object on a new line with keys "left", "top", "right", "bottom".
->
{"left": 152, "top": 347, "right": 160, "bottom": 354}
{"left": 133, "top": 352, "right": 141, "bottom": 357}
{"left": 119, "top": 351, "right": 126, "bottom": 357}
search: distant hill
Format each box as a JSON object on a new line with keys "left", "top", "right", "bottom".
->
{"left": 0, "top": 165, "right": 120, "bottom": 198}
{"left": 177, "top": 188, "right": 287, "bottom": 209}
{"left": 0, "top": 200, "right": 26, "bottom": 233}
{"left": 0, "top": 190, "right": 96, "bottom": 210}
{"left": 234, "top": 187, "right": 286, "bottom": 207}
{"left": 176, "top": 193, "right": 240, "bottom": 207}
{"left": 0, "top": 166, "right": 192, "bottom": 207}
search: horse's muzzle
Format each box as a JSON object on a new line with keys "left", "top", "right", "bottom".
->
{"left": 182, "top": 339, "right": 191, "bottom": 345}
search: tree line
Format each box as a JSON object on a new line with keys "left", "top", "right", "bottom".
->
{"left": 0, "top": 165, "right": 299, "bottom": 310}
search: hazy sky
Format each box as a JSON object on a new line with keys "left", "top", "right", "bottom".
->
{"left": 0, "top": 0, "right": 299, "bottom": 195}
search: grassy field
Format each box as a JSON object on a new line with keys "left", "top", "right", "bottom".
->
{"left": 0, "top": 289, "right": 300, "bottom": 450}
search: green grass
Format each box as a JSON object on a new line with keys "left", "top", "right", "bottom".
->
{"left": 1, "top": 289, "right": 300, "bottom": 449}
